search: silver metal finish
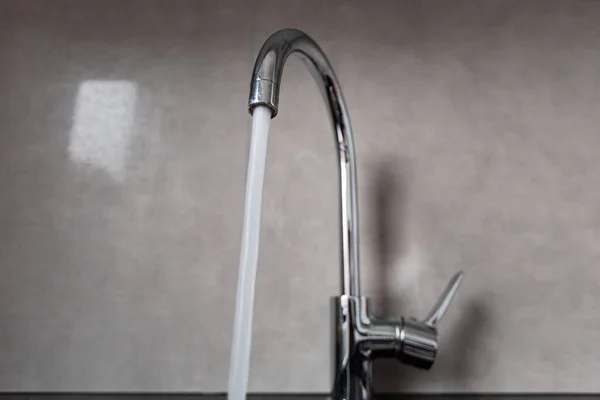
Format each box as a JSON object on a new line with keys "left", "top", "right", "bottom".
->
{"left": 423, "top": 271, "right": 465, "bottom": 327}
{"left": 249, "top": 29, "right": 360, "bottom": 298}
{"left": 249, "top": 29, "right": 464, "bottom": 400}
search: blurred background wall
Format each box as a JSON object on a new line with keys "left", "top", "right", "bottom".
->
{"left": 2, "top": 0, "right": 600, "bottom": 393}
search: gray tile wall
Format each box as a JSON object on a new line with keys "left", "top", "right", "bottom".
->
{"left": 1, "top": 0, "right": 600, "bottom": 393}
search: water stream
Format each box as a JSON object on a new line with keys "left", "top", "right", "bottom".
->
{"left": 227, "top": 106, "right": 272, "bottom": 400}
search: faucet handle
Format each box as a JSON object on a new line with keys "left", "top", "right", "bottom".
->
{"left": 422, "top": 271, "right": 464, "bottom": 327}
{"left": 395, "top": 271, "right": 464, "bottom": 369}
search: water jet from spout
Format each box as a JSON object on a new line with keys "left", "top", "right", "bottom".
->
{"left": 228, "top": 105, "right": 272, "bottom": 400}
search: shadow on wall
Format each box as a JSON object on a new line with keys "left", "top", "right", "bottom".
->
{"left": 368, "top": 157, "right": 492, "bottom": 392}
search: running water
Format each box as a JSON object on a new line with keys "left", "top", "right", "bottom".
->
{"left": 228, "top": 106, "right": 272, "bottom": 400}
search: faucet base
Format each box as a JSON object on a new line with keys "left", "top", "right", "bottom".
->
{"left": 331, "top": 296, "right": 373, "bottom": 400}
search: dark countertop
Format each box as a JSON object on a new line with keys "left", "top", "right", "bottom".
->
{"left": 0, "top": 395, "right": 592, "bottom": 400}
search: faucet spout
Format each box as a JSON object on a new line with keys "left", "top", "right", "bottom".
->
{"left": 249, "top": 28, "right": 360, "bottom": 297}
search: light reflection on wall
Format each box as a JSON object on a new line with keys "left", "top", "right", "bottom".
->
{"left": 68, "top": 80, "right": 137, "bottom": 181}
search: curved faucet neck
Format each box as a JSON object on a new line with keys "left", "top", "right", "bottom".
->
{"left": 248, "top": 29, "right": 360, "bottom": 297}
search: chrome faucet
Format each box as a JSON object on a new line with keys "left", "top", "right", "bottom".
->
{"left": 248, "top": 29, "right": 464, "bottom": 400}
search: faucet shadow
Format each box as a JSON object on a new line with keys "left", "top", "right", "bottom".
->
{"left": 368, "top": 158, "right": 490, "bottom": 394}
{"left": 369, "top": 157, "right": 414, "bottom": 392}
{"left": 371, "top": 158, "right": 407, "bottom": 319}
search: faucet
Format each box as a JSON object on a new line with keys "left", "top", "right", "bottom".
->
{"left": 248, "top": 29, "right": 464, "bottom": 400}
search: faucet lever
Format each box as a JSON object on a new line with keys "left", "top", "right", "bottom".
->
{"left": 395, "top": 271, "right": 464, "bottom": 370}
{"left": 422, "top": 271, "right": 464, "bottom": 327}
